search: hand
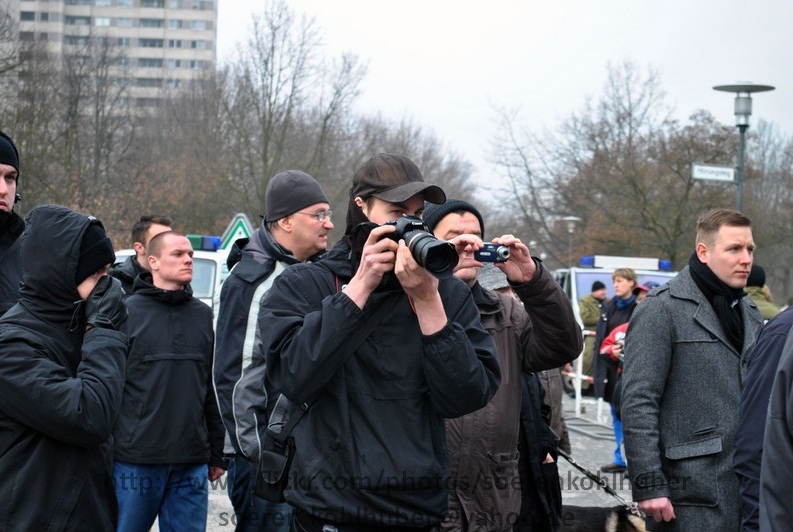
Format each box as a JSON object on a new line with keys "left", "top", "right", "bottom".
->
{"left": 542, "top": 453, "right": 555, "bottom": 464}
{"left": 85, "top": 276, "right": 127, "bottom": 331}
{"left": 492, "top": 234, "right": 536, "bottom": 283}
{"left": 446, "top": 234, "right": 485, "bottom": 274}
{"left": 637, "top": 497, "right": 676, "bottom": 522}
{"left": 394, "top": 239, "right": 439, "bottom": 301}
{"left": 612, "top": 342, "right": 624, "bottom": 360}
{"left": 344, "top": 225, "right": 399, "bottom": 309}
{"left": 208, "top": 466, "right": 225, "bottom": 482}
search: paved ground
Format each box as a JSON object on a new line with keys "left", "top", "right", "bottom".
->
{"left": 159, "top": 393, "right": 631, "bottom": 531}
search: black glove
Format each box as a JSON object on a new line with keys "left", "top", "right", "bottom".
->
{"left": 85, "top": 276, "right": 128, "bottom": 331}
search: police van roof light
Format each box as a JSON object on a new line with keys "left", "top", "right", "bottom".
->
{"left": 187, "top": 234, "right": 221, "bottom": 252}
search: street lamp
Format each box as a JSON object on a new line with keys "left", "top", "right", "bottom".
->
{"left": 713, "top": 82, "right": 775, "bottom": 213}
{"left": 561, "top": 216, "right": 581, "bottom": 267}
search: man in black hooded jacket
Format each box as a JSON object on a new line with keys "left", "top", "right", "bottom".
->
{"left": 0, "top": 204, "right": 128, "bottom": 530}
{"left": 113, "top": 230, "right": 225, "bottom": 532}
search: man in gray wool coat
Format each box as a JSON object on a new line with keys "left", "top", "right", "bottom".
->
{"left": 621, "top": 208, "right": 763, "bottom": 531}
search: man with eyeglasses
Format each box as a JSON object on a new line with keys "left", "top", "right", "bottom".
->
{"left": 213, "top": 170, "right": 333, "bottom": 532}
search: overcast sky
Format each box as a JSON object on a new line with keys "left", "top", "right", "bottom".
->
{"left": 216, "top": 0, "right": 790, "bottom": 188}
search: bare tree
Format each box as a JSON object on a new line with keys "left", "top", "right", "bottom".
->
{"left": 489, "top": 62, "right": 736, "bottom": 269}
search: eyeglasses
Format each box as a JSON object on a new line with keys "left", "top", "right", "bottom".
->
{"left": 297, "top": 210, "right": 332, "bottom": 222}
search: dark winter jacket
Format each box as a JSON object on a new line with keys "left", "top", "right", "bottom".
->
{"left": 444, "top": 265, "right": 581, "bottom": 531}
{"left": 735, "top": 307, "right": 793, "bottom": 531}
{"left": 260, "top": 238, "right": 501, "bottom": 527}
{"left": 109, "top": 254, "right": 146, "bottom": 296}
{"left": 514, "top": 373, "right": 562, "bottom": 532}
{"left": 0, "top": 204, "right": 127, "bottom": 531}
{"left": 113, "top": 272, "right": 224, "bottom": 468}
{"left": 213, "top": 227, "right": 320, "bottom": 459}
{"left": 593, "top": 296, "right": 636, "bottom": 402}
{"left": 0, "top": 210, "right": 24, "bottom": 316}
{"left": 759, "top": 311, "right": 793, "bottom": 530}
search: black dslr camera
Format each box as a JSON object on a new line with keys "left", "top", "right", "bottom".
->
{"left": 385, "top": 216, "right": 458, "bottom": 278}
{"left": 475, "top": 243, "right": 510, "bottom": 263}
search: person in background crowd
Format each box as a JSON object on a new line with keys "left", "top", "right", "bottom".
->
{"left": 578, "top": 280, "right": 609, "bottom": 394}
{"left": 214, "top": 170, "right": 332, "bottom": 532}
{"left": 758, "top": 308, "right": 793, "bottom": 530}
{"left": 593, "top": 268, "right": 638, "bottom": 473}
{"left": 734, "top": 305, "right": 793, "bottom": 532}
{"left": 424, "top": 200, "right": 580, "bottom": 532}
{"left": 0, "top": 131, "right": 24, "bottom": 316}
{"left": 622, "top": 208, "right": 762, "bottom": 531}
{"left": 259, "top": 154, "right": 501, "bottom": 531}
{"left": 0, "top": 204, "right": 127, "bottom": 529}
{"left": 113, "top": 231, "right": 225, "bottom": 532}
{"left": 745, "top": 264, "right": 780, "bottom": 321}
{"left": 109, "top": 214, "right": 173, "bottom": 295}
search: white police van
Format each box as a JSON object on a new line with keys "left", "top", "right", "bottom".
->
{"left": 554, "top": 254, "right": 678, "bottom": 331}
{"left": 113, "top": 234, "right": 230, "bottom": 309}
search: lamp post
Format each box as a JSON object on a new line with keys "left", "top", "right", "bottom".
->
{"left": 561, "top": 216, "right": 581, "bottom": 267}
{"left": 713, "top": 82, "right": 775, "bottom": 213}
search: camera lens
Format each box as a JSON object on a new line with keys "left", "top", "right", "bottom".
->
{"left": 407, "top": 233, "right": 458, "bottom": 278}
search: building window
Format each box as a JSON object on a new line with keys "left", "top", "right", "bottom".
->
{"left": 95, "top": 17, "right": 111, "bottom": 27}
{"left": 141, "top": 0, "right": 165, "bottom": 7}
{"left": 65, "top": 0, "right": 92, "bottom": 4}
{"left": 64, "top": 35, "right": 89, "bottom": 46}
{"left": 20, "top": 32, "right": 35, "bottom": 42}
{"left": 165, "top": 79, "right": 182, "bottom": 89}
{"left": 65, "top": 16, "right": 91, "bottom": 26}
{"left": 140, "top": 18, "right": 164, "bottom": 28}
{"left": 40, "top": 12, "right": 49, "bottom": 21}
{"left": 168, "top": 19, "right": 182, "bottom": 29}
{"left": 117, "top": 57, "right": 130, "bottom": 66}
{"left": 168, "top": 1, "right": 182, "bottom": 8}
{"left": 117, "top": 37, "right": 131, "bottom": 46}
{"left": 166, "top": 59, "right": 181, "bottom": 68}
{"left": 189, "top": 60, "right": 204, "bottom": 70}
{"left": 95, "top": 0, "right": 111, "bottom": 6}
{"left": 168, "top": 39, "right": 181, "bottom": 48}
{"left": 190, "top": 40, "right": 206, "bottom": 50}
{"left": 139, "top": 38, "right": 164, "bottom": 48}
{"left": 138, "top": 58, "right": 164, "bottom": 68}
{"left": 189, "top": 20, "right": 207, "bottom": 31}
{"left": 117, "top": 18, "right": 133, "bottom": 28}
{"left": 136, "top": 78, "right": 163, "bottom": 88}
{"left": 117, "top": 0, "right": 133, "bottom": 7}
{"left": 20, "top": 12, "right": 35, "bottom": 21}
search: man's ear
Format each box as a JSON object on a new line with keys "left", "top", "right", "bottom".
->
{"left": 133, "top": 241, "right": 145, "bottom": 256}
{"left": 147, "top": 254, "right": 158, "bottom": 270}
{"left": 277, "top": 216, "right": 292, "bottom": 233}
{"left": 695, "top": 242, "right": 709, "bottom": 263}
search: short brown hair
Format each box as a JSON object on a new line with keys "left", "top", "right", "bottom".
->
{"left": 146, "top": 230, "right": 185, "bottom": 258}
{"left": 613, "top": 268, "right": 637, "bottom": 285}
{"left": 131, "top": 214, "right": 174, "bottom": 246}
{"left": 695, "top": 209, "right": 752, "bottom": 248}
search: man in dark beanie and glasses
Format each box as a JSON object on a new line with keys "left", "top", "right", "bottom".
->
{"left": 258, "top": 154, "right": 500, "bottom": 531}
{"left": 214, "top": 170, "right": 333, "bottom": 531}
{"left": 0, "top": 131, "right": 24, "bottom": 316}
{"left": 0, "top": 204, "right": 128, "bottom": 529}
{"left": 621, "top": 208, "right": 763, "bottom": 531}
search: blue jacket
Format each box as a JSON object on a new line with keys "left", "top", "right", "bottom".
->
{"left": 260, "top": 238, "right": 501, "bottom": 527}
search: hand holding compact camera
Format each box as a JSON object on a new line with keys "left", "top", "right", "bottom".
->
{"left": 474, "top": 243, "right": 510, "bottom": 263}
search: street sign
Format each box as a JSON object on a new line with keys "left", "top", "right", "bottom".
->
{"left": 220, "top": 212, "right": 254, "bottom": 250}
{"left": 692, "top": 164, "right": 735, "bottom": 182}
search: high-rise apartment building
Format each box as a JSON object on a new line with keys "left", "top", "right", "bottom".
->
{"left": 10, "top": 0, "right": 217, "bottom": 106}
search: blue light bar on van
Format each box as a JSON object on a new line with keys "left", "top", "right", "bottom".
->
{"left": 579, "top": 256, "right": 595, "bottom": 268}
{"left": 659, "top": 259, "right": 673, "bottom": 272}
{"left": 187, "top": 234, "right": 221, "bottom": 252}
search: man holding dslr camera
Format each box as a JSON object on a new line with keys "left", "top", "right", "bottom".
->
{"left": 258, "top": 153, "right": 501, "bottom": 532}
